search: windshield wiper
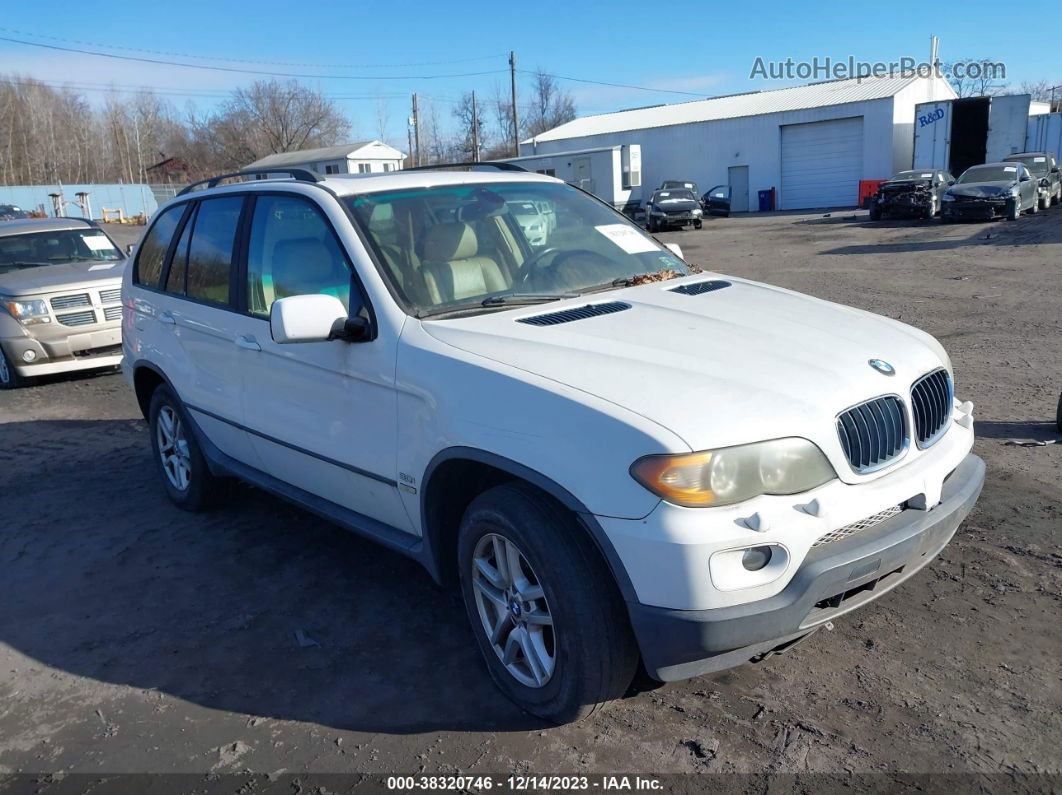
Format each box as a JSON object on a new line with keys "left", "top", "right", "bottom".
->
{"left": 480, "top": 292, "right": 578, "bottom": 307}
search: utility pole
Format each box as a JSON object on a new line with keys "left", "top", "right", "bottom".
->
{"left": 406, "top": 121, "right": 414, "bottom": 170}
{"left": 471, "top": 90, "right": 480, "bottom": 162}
{"left": 411, "top": 93, "right": 421, "bottom": 167}
{"left": 509, "top": 50, "right": 520, "bottom": 156}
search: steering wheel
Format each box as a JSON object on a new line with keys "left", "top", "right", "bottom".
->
{"left": 515, "top": 248, "right": 609, "bottom": 287}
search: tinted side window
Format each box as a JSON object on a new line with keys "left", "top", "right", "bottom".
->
{"left": 246, "top": 195, "right": 351, "bottom": 318}
{"left": 164, "top": 205, "right": 195, "bottom": 295}
{"left": 134, "top": 204, "right": 184, "bottom": 287}
{"left": 186, "top": 197, "right": 242, "bottom": 306}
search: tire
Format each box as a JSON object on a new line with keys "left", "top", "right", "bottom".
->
{"left": 1029, "top": 196, "right": 1039, "bottom": 214}
{"left": 148, "top": 384, "right": 226, "bottom": 511}
{"left": 1057, "top": 392, "right": 1062, "bottom": 434}
{"left": 457, "top": 483, "right": 639, "bottom": 724}
{"left": 694, "top": 220, "right": 702, "bottom": 229}
{"left": 1007, "top": 199, "right": 1020, "bottom": 221}
{"left": 1039, "top": 193, "right": 1049, "bottom": 211}
{"left": 924, "top": 199, "right": 936, "bottom": 220}
{"left": 0, "top": 346, "right": 30, "bottom": 389}
{"left": 869, "top": 204, "right": 881, "bottom": 221}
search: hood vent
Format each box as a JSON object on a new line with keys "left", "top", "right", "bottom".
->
{"left": 518, "top": 301, "right": 630, "bottom": 326}
{"left": 670, "top": 279, "right": 731, "bottom": 296}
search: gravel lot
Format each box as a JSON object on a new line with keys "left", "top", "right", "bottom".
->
{"left": 1, "top": 212, "right": 1059, "bottom": 787}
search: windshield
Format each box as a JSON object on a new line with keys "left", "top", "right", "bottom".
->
{"left": 1008, "top": 156, "right": 1048, "bottom": 175}
{"left": 0, "top": 227, "right": 122, "bottom": 274}
{"left": 346, "top": 181, "right": 689, "bottom": 317}
{"left": 654, "top": 190, "right": 696, "bottom": 202}
{"left": 662, "top": 181, "right": 696, "bottom": 191}
{"left": 958, "top": 165, "right": 1019, "bottom": 183}
{"left": 891, "top": 171, "right": 933, "bottom": 180}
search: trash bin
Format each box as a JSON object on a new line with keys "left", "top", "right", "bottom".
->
{"left": 757, "top": 189, "right": 774, "bottom": 212}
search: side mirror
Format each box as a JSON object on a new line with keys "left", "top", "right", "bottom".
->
{"left": 1052, "top": 167, "right": 1060, "bottom": 174}
{"left": 270, "top": 294, "right": 367, "bottom": 344}
{"left": 1019, "top": 174, "right": 1030, "bottom": 182}
{"left": 665, "top": 243, "right": 684, "bottom": 260}
{"left": 947, "top": 180, "right": 956, "bottom": 186}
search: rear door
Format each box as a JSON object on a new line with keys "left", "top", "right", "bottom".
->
{"left": 155, "top": 195, "right": 259, "bottom": 464}
{"left": 986, "top": 94, "right": 1031, "bottom": 163}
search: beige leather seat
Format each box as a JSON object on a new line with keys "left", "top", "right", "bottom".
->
{"left": 420, "top": 222, "right": 508, "bottom": 304}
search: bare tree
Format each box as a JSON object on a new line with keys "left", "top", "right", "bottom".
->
{"left": 375, "top": 96, "right": 391, "bottom": 144}
{"left": 524, "top": 69, "right": 576, "bottom": 138}
{"left": 451, "top": 92, "right": 488, "bottom": 161}
{"left": 943, "top": 59, "right": 1008, "bottom": 97}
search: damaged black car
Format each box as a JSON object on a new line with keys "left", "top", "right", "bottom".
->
{"left": 941, "top": 162, "right": 1039, "bottom": 222}
{"left": 869, "top": 169, "right": 953, "bottom": 220}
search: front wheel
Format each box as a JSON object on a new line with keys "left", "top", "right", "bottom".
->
{"left": 148, "top": 384, "right": 226, "bottom": 511}
{"left": 869, "top": 203, "right": 882, "bottom": 221}
{"left": 1029, "top": 195, "right": 1039, "bottom": 214}
{"left": 0, "top": 347, "right": 30, "bottom": 389}
{"left": 1007, "top": 199, "right": 1020, "bottom": 221}
{"left": 694, "top": 220, "right": 702, "bottom": 229}
{"left": 458, "top": 483, "right": 638, "bottom": 723}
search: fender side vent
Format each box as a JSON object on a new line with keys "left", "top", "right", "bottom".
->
{"left": 517, "top": 301, "right": 631, "bottom": 326}
{"left": 670, "top": 279, "right": 731, "bottom": 296}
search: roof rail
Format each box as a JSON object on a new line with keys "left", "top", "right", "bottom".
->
{"left": 177, "top": 168, "right": 323, "bottom": 196}
{"left": 402, "top": 162, "right": 527, "bottom": 173}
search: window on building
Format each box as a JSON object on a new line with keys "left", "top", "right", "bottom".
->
{"left": 246, "top": 195, "right": 352, "bottom": 318}
{"left": 185, "top": 197, "right": 242, "bottom": 305}
{"left": 383, "top": 163, "right": 393, "bottom": 172}
{"left": 358, "top": 163, "right": 371, "bottom": 174}
{"left": 536, "top": 168, "right": 556, "bottom": 177}
{"left": 324, "top": 164, "right": 340, "bottom": 174}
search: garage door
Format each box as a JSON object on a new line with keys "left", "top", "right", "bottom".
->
{"left": 780, "top": 117, "right": 864, "bottom": 210}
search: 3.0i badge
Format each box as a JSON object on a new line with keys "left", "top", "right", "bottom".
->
{"left": 868, "top": 359, "right": 895, "bottom": 376}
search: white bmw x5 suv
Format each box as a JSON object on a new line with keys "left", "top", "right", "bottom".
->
{"left": 123, "top": 166, "right": 984, "bottom": 723}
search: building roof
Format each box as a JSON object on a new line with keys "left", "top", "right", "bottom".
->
{"left": 527, "top": 74, "right": 952, "bottom": 143}
{"left": 246, "top": 141, "right": 402, "bottom": 170}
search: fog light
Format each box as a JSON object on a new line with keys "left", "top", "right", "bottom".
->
{"left": 741, "top": 545, "right": 773, "bottom": 571}
{"left": 22, "top": 349, "right": 37, "bottom": 362}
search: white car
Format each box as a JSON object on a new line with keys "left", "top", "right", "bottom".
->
{"left": 505, "top": 200, "right": 549, "bottom": 247}
{"left": 123, "top": 166, "right": 984, "bottom": 723}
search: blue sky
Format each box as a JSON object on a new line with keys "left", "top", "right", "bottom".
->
{"left": 1, "top": 0, "right": 1058, "bottom": 150}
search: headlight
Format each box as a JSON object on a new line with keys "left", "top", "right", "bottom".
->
{"left": 692, "top": 208, "right": 702, "bottom": 215}
{"left": 1, "top": 297, "right": 51, "bottom": 326}
{"left": 630, "top": 437, "right": 836, "bottom": 508}
{"left": 942, "top": 194, "right": 955, "bottom": 202}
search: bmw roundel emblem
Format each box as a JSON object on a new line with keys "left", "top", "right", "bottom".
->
{"left": 868, "top": 359, "right": 895, "bottom": 376}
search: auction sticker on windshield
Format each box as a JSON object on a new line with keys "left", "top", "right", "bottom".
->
{"left": 83, "top": 235, "right": 113, "bottom": 251}
{"left": 596, "top": 224, "right": 658, "bottom": 254}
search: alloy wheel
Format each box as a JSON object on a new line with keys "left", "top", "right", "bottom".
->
{"left": 156, "top": 405, "right": 192, "bottom": 491}
{"left": 471, "top": 532, "right": 556, "bottom": 688}
{"left": 0, "top": 350, "right": 9, "bottom": 384}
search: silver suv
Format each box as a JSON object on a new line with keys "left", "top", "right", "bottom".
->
{"left": 0, "top": 218, "right": 126, "bottom": 388}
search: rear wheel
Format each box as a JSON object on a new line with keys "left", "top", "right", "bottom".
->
{"left": 149, "top": 384, "right": 226, "bottom": 511}
{"left": 458, "top": 483, "right": 638, "bottom": 723}
{"left": 0, "top": 347, "right": 30, "bottom": 390}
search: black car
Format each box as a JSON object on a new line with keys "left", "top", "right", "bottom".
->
{"left": 644, "top": 188, "right": 703, "bottom": 231}
{"left": 0, "top": 204, "right": 28, "bottom": 221}
{"left": 1005, "top": 152, "right": 1061, "bottom": 210}
{"left": 941, "top": 162, "right": 1039, "bottom": 222}
{"left": 869, "top": 169, "right": 954, "bottom": 220}
{"left": 701, "top": 185, "right": 731, "bottom": 217}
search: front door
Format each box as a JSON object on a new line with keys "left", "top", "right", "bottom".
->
{"left": 235, "top": 193, "right": 411, "bottom": 532}
{"left": 728, "top": 165, "right": 749, "bottom": 212}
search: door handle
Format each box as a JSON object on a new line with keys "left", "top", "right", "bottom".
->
{"left": 158, "top": 311, "right": 175, "bottom": 325}
{"left": 235, "top": 335, "right": 261, "bottom": 352}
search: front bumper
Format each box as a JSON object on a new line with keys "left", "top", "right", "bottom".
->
{"left": 941, "top": 199, "right": 1008, "bottom": 220}
{"left": 628, "top": 453, "right": 984, "bottom": 681}
{"left": 879, "top": 194, "right": 931, "bottom": 215}
{"left": 1, "top": 325, "right": 123, "bottom": 376}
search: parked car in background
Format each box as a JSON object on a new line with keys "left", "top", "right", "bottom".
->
{"left": 1005, "top": 152, "right": 1061, "bottom": 210}
{"left": 659, "top": 179, "right": 699, "bottom": 197}
{"left": 645, "top": 188, "right": 703, "bottom": 231}
{"left": 869, "top": 169, "right": 954, "bottom": 220}
{"left": 941, "top": 162, "right": 1039, "bottom": 222}
{"left": 506, "top": 200, "right": 550, "bottom": 247}
{"left": 701, "top": 185, "right": 731, "bottom": 216}
{"left": 0, "top": 218, "right": 126, "bottom": 388}
{"left": 125, "top": 166, "right": 983, "bottom": 722}
{"left": 0, "top": 204, "right": 28, "bottom": 221}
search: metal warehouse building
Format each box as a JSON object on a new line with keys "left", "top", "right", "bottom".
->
{"left": 520, "top": 74, "right": 957, "bottom": 211}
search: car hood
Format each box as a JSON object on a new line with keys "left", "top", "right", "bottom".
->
{"left": 422, "top": 275, "right": 949, "bottom": 482}
{"left": 882, "top": 179, "right": 931, "bottom": 189}
{"left": 652, "top": 198, "right": 700, "bottom": 211}
{"left": 947, "top": 181, "right": 1015, "bottom": 198}
{"left": 0, "top": 259, "right": 126, "bottom": 296}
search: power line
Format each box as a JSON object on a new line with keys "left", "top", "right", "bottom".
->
{"left": 0, "top": 35, "right": 508, "bottom": 80}
{"left": 0, "top": 27, "right": 507, "bottom": 69}
{"left": 520, "top": 69, "right": 715, "bottom": 98}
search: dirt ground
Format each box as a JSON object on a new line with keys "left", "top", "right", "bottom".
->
{"left": 0, "top": 211, "right": 1059, "bottom": 788}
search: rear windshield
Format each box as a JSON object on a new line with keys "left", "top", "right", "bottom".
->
{"left": 0, "top": 228, "right": 122, "bottom": 273}
{"left": 1007, "top": 156, "right": 1048, "bottom": 175}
